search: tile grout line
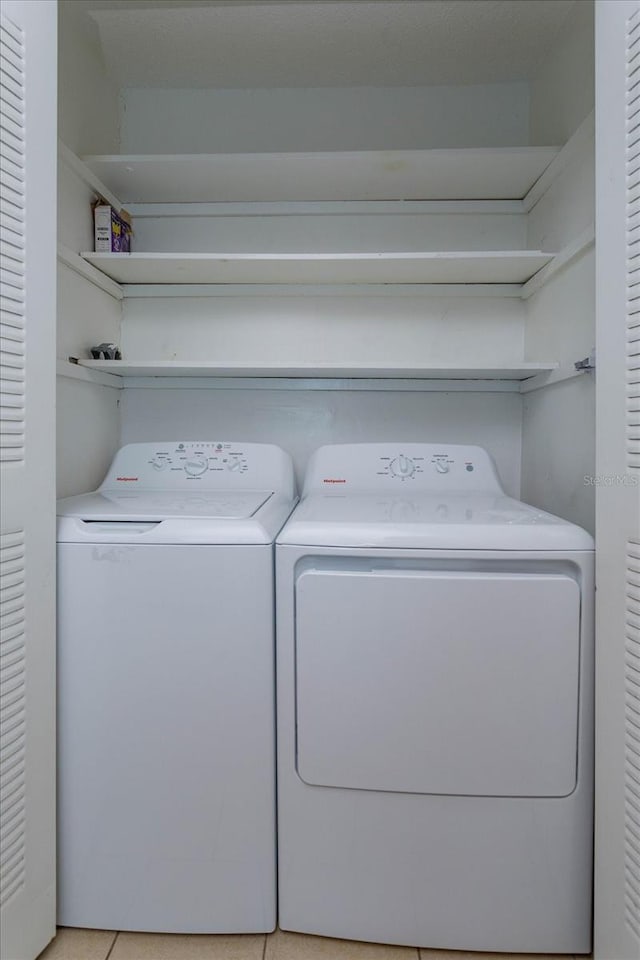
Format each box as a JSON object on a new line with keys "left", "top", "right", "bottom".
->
{"left": 103, "top": 930, "right": 119, "bottom": 960}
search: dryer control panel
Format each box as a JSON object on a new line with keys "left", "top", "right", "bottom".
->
{"left": 303, "top": 443, "right": 504, "bottom": 496}
{"left": 100, "top": 441, "right": 295, "bottom": 498}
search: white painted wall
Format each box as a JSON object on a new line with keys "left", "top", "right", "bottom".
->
{"left": 58, "top": 0, "right": 120, "bottom": 155}
{"left": 60, "top": 7, "right": 595, "bottom": 510}
{"left": 56, "top": 378, "right": 121, "bottom": 498}
{"left": 529, "top": 0, "right": 594, "bottom": 146}
{"left": 57, "top": 152, "right": 122, "bottom": 496}
{"left": 121, "top": 293, "right": 524, "bottom": 367}
{"left": 115, "top": 79, "right": 530, "bottom": 503}
{"left": 523, "top": 291, "right": 595, "bottom": 531}
{"left": 57, "top": 155, "right": 105, "bottom": 253}
{"left": 524, "top": 249, "right": 595, "bottom": 368}
{"left": 57, "top": 267, "right": 121, "bottom": 364}
{"left": 522, "top": 373, "right": 595, "bottom": 535}
{"left": 120, "top": 203, "right": 526, "bottom": 493}
{"left": 120, "top": 83, "right": 529, "bottom": 153}
{"left": 57, "top": 0, "right": 123, "bottom": 497}
{"left": 527, "top": 136, "right": 594, "bottom": 251}
{"left": 57, "top": 157, "right": 122, "bottom": 359}
{"left": 131, "top": 210, "right": 527, "bottom": 255}
{"left": 523, "top": 40, "right": 595, "bottom": 534}
{"left": 120, "top": 387, "right": 522, "bottom": 498}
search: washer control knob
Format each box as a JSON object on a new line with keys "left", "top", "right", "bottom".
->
{"left": 150, "top": 458, "right": 166, "bottom": 471}
{"left": 184, "top": 457, "right": 208, "bottom": 477}
{"left": 435, "top": 461, "right": 450, "bottom": 474}
{"left": 390, "top": 455, "right": 415, "bottom": 478}
{"left": 226, "top": 456, "right": 243, "bottom": 472}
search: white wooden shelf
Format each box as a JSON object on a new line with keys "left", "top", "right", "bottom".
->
{"left": 80, "top": 251, "right": 552, "bottom": 286}
{"left": 76, "top": 360, "right": 558, "bottom": 381}
{"left": 82, "top": 148, "right": 559, "bottom": 203}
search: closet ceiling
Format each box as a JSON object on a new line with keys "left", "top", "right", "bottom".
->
{"left": 68, "top": 0, "right": 578, "bottom": 89}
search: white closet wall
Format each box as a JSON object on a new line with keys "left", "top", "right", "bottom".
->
{"left": 522, "top": 4, "right": 595, "bottom": 533}
{"left": 529, "top": 0, "right": 594, "bottom": 146}
{"left": 57, "top": 0, "right": 119, "bottom": 156}
{"left": 120, "top": 83, "right": 529, "bottom": 153}
{"left": 55, "top": 2, "right": 594, "bottom": 515}
{"left": 112, "top": 76, "right": 536, "bottom": 494}
{"left": 121, "top": 293, "right": 525, "bottom": 367}
{"left": 56, "top": 1, "right": 121, "bottom": 498}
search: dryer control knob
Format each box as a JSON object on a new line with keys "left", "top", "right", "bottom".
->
{"left": 184, "top": 458, "right": 208, "bottom": 477}
{"left": 434, "top": 461, "right": 450, "bottom": 474}
{"left": 390, "top": 455, "right": 415, "bottom": 478}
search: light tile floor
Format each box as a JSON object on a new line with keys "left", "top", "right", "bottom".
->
{"left": 37, "top": 927, "right": 589, "bottom": 960}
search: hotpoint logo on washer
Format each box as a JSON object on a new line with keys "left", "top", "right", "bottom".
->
{"left": 116, "top": 476, "right": 139, "bottom": 481}
{"left": 323, "top": 478, "right": 346, "bottom": 484}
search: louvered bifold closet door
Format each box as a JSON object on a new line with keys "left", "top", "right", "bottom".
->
{"left": 595, "top": 3, "right": 640, "bottom": 959}
{"left": 0, "top": 3, "right": 56, "bottom": 960}
{"left": 626, "top": 10, "right": 640, "bottom": 942}
{"left": 631, "top": 10, "right": 640, "bottom": 479}
{"left": 1, "top": 10, "right": 26, "bottom": 464}
{"left": 626, "top": 540, "right": 640, "bottom": 941}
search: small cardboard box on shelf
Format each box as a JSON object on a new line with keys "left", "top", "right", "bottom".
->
{"left": 93, "top": 200, "right": 132, "bottom": 253}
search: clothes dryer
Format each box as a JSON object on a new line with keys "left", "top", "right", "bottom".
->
{"left": 276, "top": 442, "right": 593, "bottom": 953}
{"left": 57, "top": 441, "right": 295, "bottom": 933}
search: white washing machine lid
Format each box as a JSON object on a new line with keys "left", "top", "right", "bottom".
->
{"left": 57, "top": 490, "right": 295, "bottom": 545}
{"left": 277, "top": 492, "right": 594, "bottom": 551}
{"left": 57, "top": 440, "right": 297, "bottom": 544}
{"left": 58, "top": 489, "right": 273, "bottom": 521}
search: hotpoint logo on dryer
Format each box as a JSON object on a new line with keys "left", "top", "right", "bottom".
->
{"left": 323, "top": 478, "right": 346, "bottom": 484}
{"left": 116, "top": 476, "right": 139, "bottom": 482}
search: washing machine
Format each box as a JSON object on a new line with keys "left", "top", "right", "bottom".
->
{"left": 276, "top": 442, "right": 594, "bottom": 954}
{"left": 57, "top": 441, "right": 295, "bottom": 933}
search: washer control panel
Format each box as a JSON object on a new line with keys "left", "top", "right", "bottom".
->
{"left": 100, "top": 442, "right": 294, "bottom": 497}
{"left": 304, "top": 443, "right": 503, "bottom": 495}
{"left": 146, "top": 442, "right": 250, "bottom": 479}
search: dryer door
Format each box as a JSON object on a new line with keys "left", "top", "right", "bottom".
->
{"left": 295, "top": 567, "right": 580, "bottom": 797}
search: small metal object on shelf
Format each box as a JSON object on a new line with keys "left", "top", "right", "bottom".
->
{"left": 574, "top": 349, "right": 596, "bottom": 372}
{"left": 90, "top": 343, "right": 121, "bottom": 360}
